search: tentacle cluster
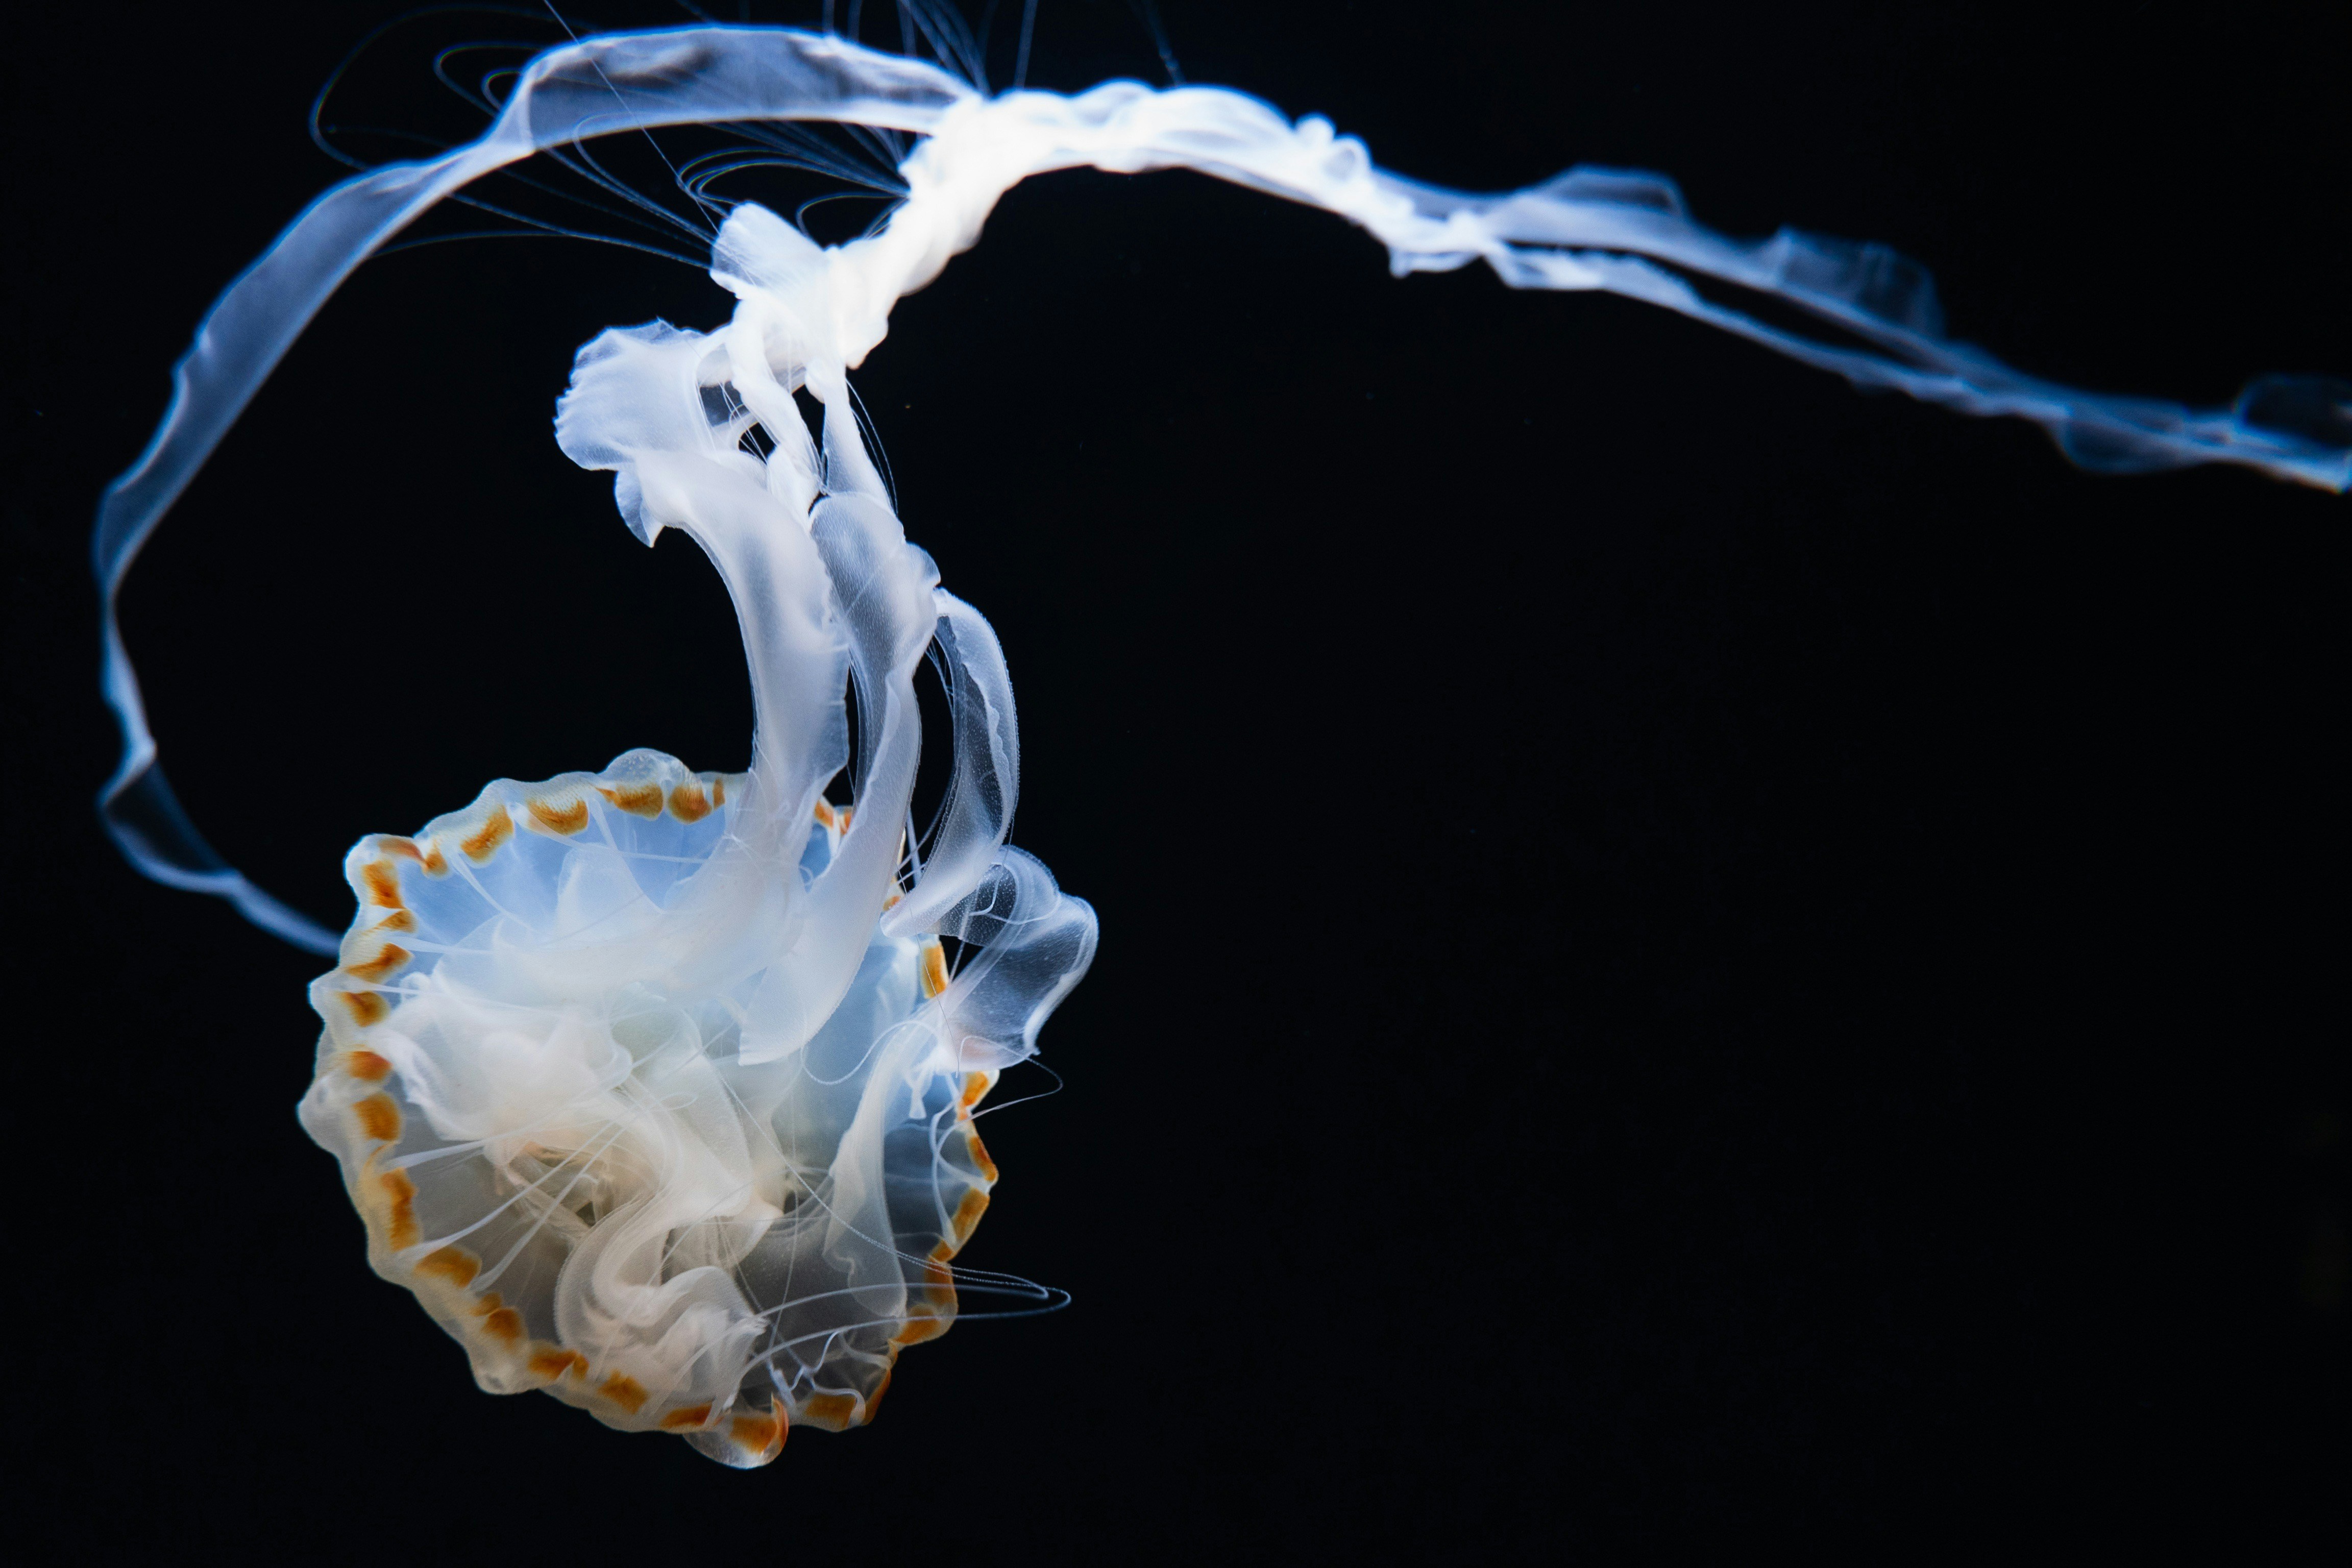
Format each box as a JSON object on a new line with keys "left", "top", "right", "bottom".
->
{"left": 296, "top": 190, "right": 1097, "bottom": 1461}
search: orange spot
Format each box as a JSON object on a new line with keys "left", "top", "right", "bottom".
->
{"left": 339, "top": 990, "right": 389, "bottom": 1027}
{"left": 834, "top": 803, "right": 850, "bottom": 829}
{"left": 959, "top": 1071, "right": 996, "bottom": 1110}
{"left": 891, "top": 1312, "right": 950, "bottom": 1347}
{"left": 712, "top": 777, "right": 727, "bottom": 806}
{"left": 599, "top": 1375, "right": 649, "bottom": 1415}
{"left": 918, "top": 942, "right": 950, "bottom": 1000}
{"left": 862, "top": 1367, "right": 894, "bottom": 1422}
{"left": 346, "top": 1050, "right": 392, "bottom": 1082}
{"left": 378, "top": 1167, "right": 420, "bottom": 1249}
{"left": 800, "top": 1392, "right": 857, "bottom": 1430}
{"left": 530, "top": 1347, "right": 590, "bottom": 1381}
{"left": 380, "top": 837, "right": 444, "bottom": 873}
{"left": 659, "top": 1404, "right": 713, "bottom": 1430}
{"left": 812, "top": 800, "right": 837, "bottom": 829}
{"left": 596, "top": 782, "right": 665, "bottom": 818}
{"left": 882, "top": 891, "right": 903, "bottom": 911}
{"left": 460, "top": 806, "right": 513, "bottom": 862}
{"left": 669, "top": 782, "right": 712, "bottom": 822}
{"left": 526, "top": 797, "right": 589, "bottom": 836}
{"left": 464, "top": 1292, "right": 525, "bottom": 1345}
{"left": 919, "top": 1253, "right": 958, "bottom": 1310}
{"left": 729, "top": 1398, "right": 787, "bottom": 1459}
{"left": 346, "top": 944, "right": 411, "bottom": 983}
{"left": 358, "top": 860, "right": 404, "bottom": 910}
{"left": 965, "top": 1128, "right": 999, "bottom": 1186}
{"left": 950, "top": 1186, "right": 991, "bottom": 1245}
{"left": 416, "top": 1246, "right": 480, "bottom": 1288}
{"left": 352, "top": 1093, "right": 402, "bottom": 1143}
{"left": 369, "top": 909, "right": 416, "bottom": 934}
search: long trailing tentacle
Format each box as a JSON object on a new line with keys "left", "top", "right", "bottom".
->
{"left": 95, "top": 23, "right": 2347, "bottom": 946}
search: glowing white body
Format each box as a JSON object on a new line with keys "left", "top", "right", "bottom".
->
{"left": 298, "top": 752, "right": 1082, "bottom": 1461}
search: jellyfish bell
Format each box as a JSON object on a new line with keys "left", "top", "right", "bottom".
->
{"left": 297, "top": 753, "right": 1077, "bottom": 1466}
{"left": 93, "top": 21, "right": 2346, "bottom": 1469}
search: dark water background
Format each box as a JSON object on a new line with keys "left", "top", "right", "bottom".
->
{"left": 11, "top": 1, "right": 2342, "bottom": 1555}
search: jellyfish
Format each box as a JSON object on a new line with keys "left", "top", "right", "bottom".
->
{"left": 89, "top": 21, "right": 2349, "bottom": 1467}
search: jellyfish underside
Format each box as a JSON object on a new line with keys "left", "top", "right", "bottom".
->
{"left": 298, "top": 761, "right": 1043, "bottom": 1465}
{"left": 89, "top": 24, "right": 2346, "bottom": 1470}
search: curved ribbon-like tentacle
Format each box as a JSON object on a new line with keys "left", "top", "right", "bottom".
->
{"left": 95, "top": 24, "right": 2347, "bottom": 946}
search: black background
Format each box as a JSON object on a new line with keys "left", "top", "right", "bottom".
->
{"left": 9, "top": 1, "right": 2343, "bottom": 1556}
